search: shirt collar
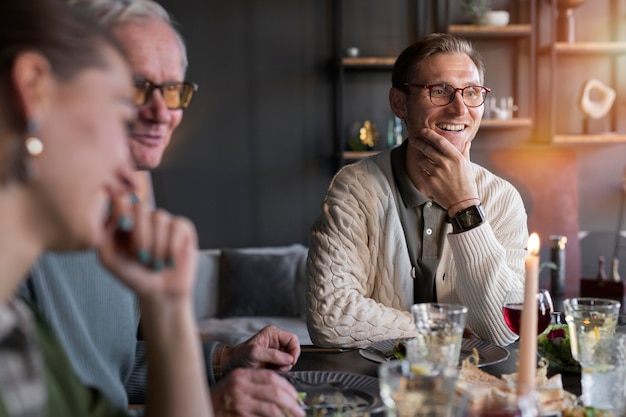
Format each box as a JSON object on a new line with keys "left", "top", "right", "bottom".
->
{"left": 391, "top": 140, "right": 433, "bottom": 209}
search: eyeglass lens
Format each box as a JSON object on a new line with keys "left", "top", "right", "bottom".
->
{"left": 133, "top": 78, "right": 197, "bottom": 109}
{"left": 430, "top": 84, "right": 487, "bottom": 107}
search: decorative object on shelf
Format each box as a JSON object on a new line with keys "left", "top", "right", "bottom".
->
{"left": 485, "top": 96, "right": 517, "bottom": 120}
{"left": 461, "top": 0, "right": 491, "bottom": 25}
{"left": 579, "top": 78, "right": 616, "bottom": 120}
{"left": 344, "top": 47, "right": 359, "bottom": 58}
{"left": 386, "top": 116, "right": 403, "bottom": 148}
{"left": 483, "top": 10, "right": 510, "bottom": 27}
{"left": 348, "top": 120, "right": 379, "bottom": 151}
{"left": 548, "top": 0, "right": 586, "bottom": 43}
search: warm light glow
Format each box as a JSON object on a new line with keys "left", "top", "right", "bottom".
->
{"left": 528, "top": 233, "right": 540, "bottom": 256}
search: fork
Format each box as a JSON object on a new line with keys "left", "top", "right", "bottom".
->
{"left": 364, "top": 346, "right": 395, "bottom": 361}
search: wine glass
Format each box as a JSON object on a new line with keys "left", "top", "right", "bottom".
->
{"left": 502, "top": 288, "right": 554, "bottom": 335}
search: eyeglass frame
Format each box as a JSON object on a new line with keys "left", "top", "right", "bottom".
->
{"left": 401, "top": 82, "right": 491, "bottom": 107}
{"left": 133, "top": 76, "right": 199, "bottom": 110}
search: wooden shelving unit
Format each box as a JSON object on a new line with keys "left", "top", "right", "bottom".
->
{"left": 553, "top": 134, "right": 626, "bottom": 145}
{"left": 449, "top": 24, "right": 532, "bottom": 37}
{"left": 539, "top": 42, "right": 626, "bottom": 55}
{"left": 332, "top": 1, "right": 538, "bottom": 169}
{"left": 536, "top": 0, "right": 626, "bottom": 143}
{"left": 448, "top": 3, "right": 536, "bottom": 141}
{"left": 480, "top": 118, "right": 533, "bottom": 129}
{"left": 341, "top": 57, "right": 396, "bottom": 68}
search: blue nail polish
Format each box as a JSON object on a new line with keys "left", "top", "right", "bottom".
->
{"left": 152, "top": 259, "right": 164, "bottom": 272}
{"left": 129, "top": 193, "right": 140, "bottom": 205}
{"left": 137, "top": 250, "right": 151, "bottom": 265}
{"left": 117, "top": 215, "right": 133, "bottom": 232}
{"left": 166, "top": 258, "right": 176, "bottom": 268}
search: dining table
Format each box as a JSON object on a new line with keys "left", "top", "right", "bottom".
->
{"left": 293, "top": 340, "right": 582, "bottom": 397}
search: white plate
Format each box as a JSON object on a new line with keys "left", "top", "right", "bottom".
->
{"left": 359, "top": 338, "right": 509, "bottom": 368}
{"left": 290, "top": 370, "right": 384, "bottom": 414}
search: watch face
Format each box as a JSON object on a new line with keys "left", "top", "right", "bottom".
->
{"left": 456, "top": 205, "right": 485, "bottom": 230}
{"left": 460, "top": 207, "right": 481, "bottom": 227}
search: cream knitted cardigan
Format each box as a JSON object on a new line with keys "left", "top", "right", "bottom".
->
{"left": 306, "top": 149, "right": 528, "bottom": 348}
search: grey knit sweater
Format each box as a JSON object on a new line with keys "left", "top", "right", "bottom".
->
{"left": 18, "top": 250, "right": 219, "bottom": 412}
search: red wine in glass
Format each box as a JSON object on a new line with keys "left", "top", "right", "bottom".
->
{"left": 502, "top": 289, "right": 553, "bottom": 335}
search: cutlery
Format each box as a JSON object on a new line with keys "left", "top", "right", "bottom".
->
{"left": 363, "top": 346, "right": 395, "bottom": 361}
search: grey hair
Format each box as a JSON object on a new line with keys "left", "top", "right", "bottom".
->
{"left": 66, "top": 0, "right": 189, "bottom": 75}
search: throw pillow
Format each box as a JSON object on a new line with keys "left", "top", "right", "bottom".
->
{"left": 218, "top": 248, "right": 300, "bottom": 318}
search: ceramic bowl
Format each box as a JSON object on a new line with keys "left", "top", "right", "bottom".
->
{"left": 483, "top": 10, "right": 510, "bottom": 26}
{"left": 345, "top": 47, "right": 359, "bottom": 58}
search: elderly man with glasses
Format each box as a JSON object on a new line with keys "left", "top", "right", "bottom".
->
{"left": 18, "top": 1, "right": 304, "bottom": 417}
{"left": 306, "top": 33, "right": 528, "bottom": 349}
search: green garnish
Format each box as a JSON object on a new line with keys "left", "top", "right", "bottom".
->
{"left": 392, "top": 341, "right": 407, "bottom": 359}
{"left": 537, "top": 324, "right": 580, "bottom": 372}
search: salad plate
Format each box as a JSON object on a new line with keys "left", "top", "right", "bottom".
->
{"left": 359, "top": 338, "right": 509, "bottom": 368}
{"left": 289, "top": 371, "right": 384, "bottom": 416}
{"left": 537, "top": 324, "right": 581, "bottom": 373}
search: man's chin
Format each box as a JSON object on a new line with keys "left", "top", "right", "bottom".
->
{"left": 129, "top": 140, "right": 167, "bottom": 170}
{"left": 131, "top": 152, "right": 164, "bottom": 171}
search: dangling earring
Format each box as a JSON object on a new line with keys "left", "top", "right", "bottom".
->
{"left": 24, "top": 120, "right": 43, "bottom": 156}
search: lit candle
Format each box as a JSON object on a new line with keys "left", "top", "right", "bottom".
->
{"left": 517, "top": 232, "right": 540, "bottom": 397}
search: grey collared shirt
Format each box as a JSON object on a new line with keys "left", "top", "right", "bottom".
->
{"left": 390, "top": 141, "right": 447, "bottom": 303}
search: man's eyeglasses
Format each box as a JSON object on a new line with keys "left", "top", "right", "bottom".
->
{"left": 133, "top": 76, "right": 198, "bottom": 110}
{"left": 402, "top": 83, "right": 490, "bottom": 107}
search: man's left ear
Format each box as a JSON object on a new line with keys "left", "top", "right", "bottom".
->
{"left": 389, "top": 87, "right": 407, "bottom": 120}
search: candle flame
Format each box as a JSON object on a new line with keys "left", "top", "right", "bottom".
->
{"left": 528, "top": 233, "right": 540, "bottom": 256}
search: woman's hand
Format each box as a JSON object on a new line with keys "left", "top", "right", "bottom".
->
{"left": 99, "top": 192, "right": 211, "bottom": 417}
{"left": 99, "top": 191, "right": 198, "bottom": 302}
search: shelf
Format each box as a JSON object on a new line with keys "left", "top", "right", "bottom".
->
{"left": 341, "top": 57, "right": 396, "bottom": 69}
{"left": 448, "top": 24, "right": 532, "bottom": 38}
{"left": 480, "top": 118, "right": 533, "bottom": 128}
{"left": 539, "top": 42, "right": 626, "bottom": 55}
{"left": 553, "top": 133, "right": 626, "bottom": 144}
{"left": 343, "top": 150, "right": 380, "bottom": 160}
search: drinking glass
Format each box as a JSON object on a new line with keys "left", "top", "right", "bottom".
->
{"left": 378, "top": 360, "right": 459, "bottom": 417}
{"left": 409, "top": 303, "right": 468, "bottom": 369}
{"left": 502, "top": 288, "right": 553, "bottom": 335}
{"left": 563, "top": 297, "right": 625, "bottom": 412}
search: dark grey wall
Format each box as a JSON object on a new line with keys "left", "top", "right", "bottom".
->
{"left": 153, "top": 0, "right": 626, "bottom": 289}
{"left": 153, "top": 0, "right": 334, "bottom": 248}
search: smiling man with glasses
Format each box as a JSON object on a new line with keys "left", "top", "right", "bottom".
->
{"left": 307, "top": 33, "right": 529, "bottom": 349}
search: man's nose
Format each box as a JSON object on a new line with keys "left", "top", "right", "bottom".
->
{"left": 139, "top": 88, "right": 172, "bottom": 123}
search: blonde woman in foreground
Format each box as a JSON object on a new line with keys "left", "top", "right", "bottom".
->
{"left": 0, "top": 0, "right": 211, "bottom": 416}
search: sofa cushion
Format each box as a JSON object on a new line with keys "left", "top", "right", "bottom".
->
{"left": 217, "top": 245, "right": 307, "bottom": 318}
{"left": 198, "top": 317, "right": 312, "bottom": 346}
{"left": 193, "top": 249, "right": 221, "bottom": 320}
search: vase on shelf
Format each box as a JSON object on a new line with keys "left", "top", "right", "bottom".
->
{"left": 548, "top": 0, "right": 586, "bottom": 43}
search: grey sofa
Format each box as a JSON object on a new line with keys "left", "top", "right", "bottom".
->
{"left": 193, "top": 244, "right": 312, "bottom": 346}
